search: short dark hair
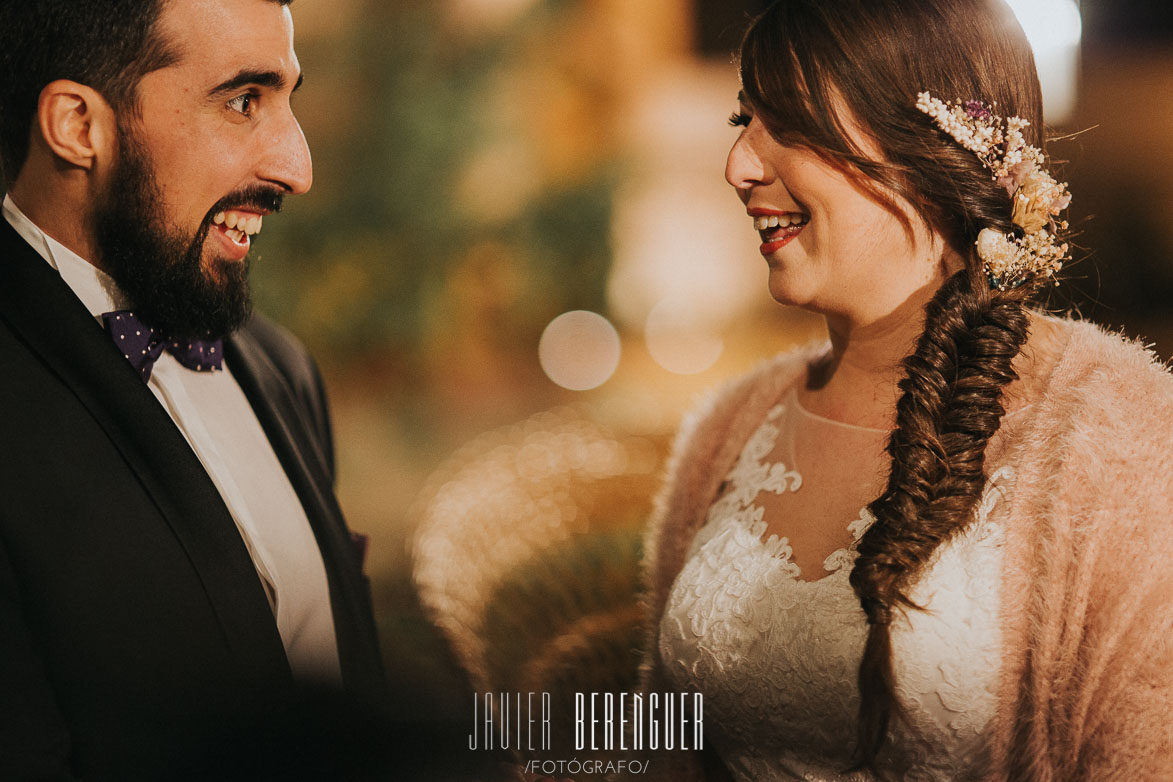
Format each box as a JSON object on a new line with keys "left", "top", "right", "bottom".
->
{"left": 0, "top": 0, "right": 292, "bottom": 187}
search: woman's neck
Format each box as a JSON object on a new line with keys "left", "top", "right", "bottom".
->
{"left": 799, "top": 283, "right": 1067, "bottom": 432}
{"left": 798, "top": 279, "right": 942, "bottom": 430}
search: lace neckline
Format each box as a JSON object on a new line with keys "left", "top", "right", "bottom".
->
{"left": 704, "top": 401, "right": 873, "bottom": 584}
{"left": 787, "top": 387, "right": 889, "bottom": 434}
{"left": 706, "top": 397, "right": 1016, "bottom": 585}
{"left": 790, "top": 370, "right": 1039, "bottom": 434}
{"left": 749, "top": 507, "right": 873, "bottom": 584}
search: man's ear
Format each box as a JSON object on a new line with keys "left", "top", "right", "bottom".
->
{"left": 35, "top": 80, "right": 117, "bottom": 171}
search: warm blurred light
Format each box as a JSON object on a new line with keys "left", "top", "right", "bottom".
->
{"left": 1007, "top": 0, "right": 1082, "bottom": 50}
{"left": 539, "top": 311, "right": 622, "bottom": 391}
{"left": 448, "top": 0, "right": 540, "bottom": 30}
{"left": 645, "top": 296, "right": 724, "bottom": 375}
{"left": 412, "top": 408, "right": 662, "bottom": 698}
{"left": 609, "top": 180, "right": 759, "bottom": 335}
{"left": 1005, "top": 0, "right": 1082, "bottom": 124}
{"left": 608, "top": 65, "right": 764, "bottom": 338}
{"left": 456, "top": 141, "right": 540, "bottom": 224}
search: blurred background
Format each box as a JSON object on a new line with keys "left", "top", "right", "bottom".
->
{"left": 253, "top": 0, "right": 1173, "bottom": 768}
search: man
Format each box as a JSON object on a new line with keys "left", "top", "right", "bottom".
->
{"left": 0, "top": 0, "right": 385, "bottom": 777}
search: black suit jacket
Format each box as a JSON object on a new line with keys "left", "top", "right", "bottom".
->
{"left": 0, "top": 218, "right": 385, "bottom": 779}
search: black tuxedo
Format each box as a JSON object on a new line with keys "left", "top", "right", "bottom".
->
{"left": 0, "top": 218, "right": 385, "bottom": 779}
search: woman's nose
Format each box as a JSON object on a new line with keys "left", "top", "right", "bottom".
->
{"left": 725, "top": 128, "right": 767, "bottom": 192}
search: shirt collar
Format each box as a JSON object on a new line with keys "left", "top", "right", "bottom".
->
{"left": 2, "top": 193, "right": 128, "bottom": 320}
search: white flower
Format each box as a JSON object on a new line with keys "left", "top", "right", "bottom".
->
{"left": 918, "top": 91, "right": 1072, "bottom": 288}
{"left": 975, "top": 228, "right": 1009, "bottom": 265}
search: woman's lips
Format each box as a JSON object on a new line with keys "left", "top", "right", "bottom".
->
{"left": 748, "top": 208, "right": 808, "bottom": 256}
{"left": 756, "top": 218, "right": 808, "bottom": 256}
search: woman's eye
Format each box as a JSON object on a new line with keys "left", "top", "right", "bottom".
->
{"left": 227, "top": 94, "right": 255, "bottom": 115}
{"left": 728, "top": 111, "right": 751, "bottom": 128}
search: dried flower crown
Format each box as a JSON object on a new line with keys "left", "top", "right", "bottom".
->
{"left": 915, "top": 92, "right": 1071, "bottom": 291}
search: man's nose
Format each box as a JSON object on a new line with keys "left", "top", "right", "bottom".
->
{"left": 259, "top": 110, "right": 313, "bottom": 195}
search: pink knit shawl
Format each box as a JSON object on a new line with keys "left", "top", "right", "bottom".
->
{"left": 638, "top": 317, "right": 1173, "bottom": 780}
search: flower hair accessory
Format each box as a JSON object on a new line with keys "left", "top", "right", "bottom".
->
{"left": 916, "top": 92, "right": 1071, "bottom": 291}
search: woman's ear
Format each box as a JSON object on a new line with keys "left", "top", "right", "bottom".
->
{"left": 35, "top": 80, "right": 117, "bottom": 172}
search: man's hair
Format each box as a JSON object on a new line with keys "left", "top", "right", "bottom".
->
{"left": 0, "top": 0, "right": 292, "bottom": 187}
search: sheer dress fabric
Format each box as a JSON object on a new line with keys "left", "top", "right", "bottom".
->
{"left": 658, "top": 388, "right": 1013, "bottom": 781}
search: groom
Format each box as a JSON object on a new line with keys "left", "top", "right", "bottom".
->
{"left": 0, "top": 0, "right": 385, "bottom": 777}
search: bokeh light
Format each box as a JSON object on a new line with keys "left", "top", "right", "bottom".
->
{"left": 448, "top": 0, "right": 541, "bottom": 31}
{"left": 608, "top": 65, "right": 763, "bottom": 336}
{"left": 644, "top": 296, "right": 724, "bottom": 375}
{"left": 538, "top": 311, "right": 622, "bottom": 391}
{"left": 1005, "top": 0, "right": 1082, "bottom": 124}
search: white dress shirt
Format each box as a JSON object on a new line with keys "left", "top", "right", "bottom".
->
{"left": 3, "top": 194, "right": 341, "bottom": 684}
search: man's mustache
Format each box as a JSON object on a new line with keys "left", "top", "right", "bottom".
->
{"left": 207, "top": 186, "right": 286, "bottom": 222}
{"left": 188, "top": 185, "right": 286, "bottom": 251}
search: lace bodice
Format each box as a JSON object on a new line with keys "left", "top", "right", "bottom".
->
{"left": 658, "top": 394, "right": 1013, "bottom": 781}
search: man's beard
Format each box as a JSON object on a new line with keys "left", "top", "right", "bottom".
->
{"left": 93, "top": 123, "right": 283, "bottom": 340}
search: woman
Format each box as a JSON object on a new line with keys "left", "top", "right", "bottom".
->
{"left": 637, "top": 0, "right": 1173, "bottom": 779}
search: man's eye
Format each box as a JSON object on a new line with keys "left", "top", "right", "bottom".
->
{"left": 728, "top": 111, "right": 751, "bottom": 128}
{"left": 227, "top": 94, "right": 255, "bottom": 115}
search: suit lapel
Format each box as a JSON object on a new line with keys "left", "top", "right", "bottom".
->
{"left": 226, "top": 326, "right": 385, "bottom": 694}
{"left": 0, "top": 220, "right": 290, "bottom": 682}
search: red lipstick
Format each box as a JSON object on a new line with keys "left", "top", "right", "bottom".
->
{"left": 747, "top": 207, "right": 808, "bottom": 256}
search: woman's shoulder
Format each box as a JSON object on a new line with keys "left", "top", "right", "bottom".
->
{"left": 1011, "top": 313, "right": 1173, "bottom": 498}
{"left": 999, "top": 318, "right": 1173, "bottom": 777}
{"left": 1038, "top": 313, "right": 1173, "bottom": 421}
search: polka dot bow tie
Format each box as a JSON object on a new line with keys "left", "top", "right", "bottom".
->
{"left": 102, "top": 310, "right": 223, "bottom": 383}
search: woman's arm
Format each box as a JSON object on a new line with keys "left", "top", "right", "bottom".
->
{"left": 996, "top": 327, "right": 1173, "bottom": 778}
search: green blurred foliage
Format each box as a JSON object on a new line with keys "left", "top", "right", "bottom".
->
{"left": 254, "top": 0, "right": 619, "bottom": 368}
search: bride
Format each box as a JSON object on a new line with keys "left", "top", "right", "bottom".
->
{"left": 637, "top": 0, "right": 1173, "bottom": 779}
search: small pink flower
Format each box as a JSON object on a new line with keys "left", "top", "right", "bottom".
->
{"left": 964, "top": 100, "right": 991, "bottom": 120}
{"left": 997, "top": 160, "right": 1036, "bottom": 197}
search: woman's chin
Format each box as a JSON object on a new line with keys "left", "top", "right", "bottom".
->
{"left": 765, "top": 270, "right": 814, "bottom": 310}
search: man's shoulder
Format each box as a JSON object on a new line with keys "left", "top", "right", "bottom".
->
{"left": 236, "top": 312, "right": 316, "bottom": 378}
{"left": 232, "top": 313, "right": 335, "bottom": 467}
{"left": 233, "top": 312, "right": 332, "bottom": 407}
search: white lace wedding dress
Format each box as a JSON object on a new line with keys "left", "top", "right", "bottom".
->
{"left": 658, "top": 389, "right": 1014, "bottom": 781}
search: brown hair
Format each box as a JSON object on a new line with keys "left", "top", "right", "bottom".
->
{"left": 738, "top": 0, "right": 1054, "bottom": 772}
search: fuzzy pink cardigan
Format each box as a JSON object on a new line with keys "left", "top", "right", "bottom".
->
{"left": 636, "top": 317, "right": 1173, "bottom": 781}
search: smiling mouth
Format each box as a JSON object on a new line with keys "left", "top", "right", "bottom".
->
{"left": 751, "top": 211, "right": 809, "bottom": 255}
{"left": 212, "top": 209, "right": 264, "bottom": 248}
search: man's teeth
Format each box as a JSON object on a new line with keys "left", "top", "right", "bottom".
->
{"left": 212, "top": 211, "right": 264, "bottom": 236}
{"left": 753, "top": 214, "right": 808, "bottom": 231}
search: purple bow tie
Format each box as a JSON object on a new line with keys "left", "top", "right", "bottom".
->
{"left": 102, "top": 310, "right": 223, "bottom": 382}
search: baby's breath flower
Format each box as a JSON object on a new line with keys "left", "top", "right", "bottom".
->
{"left": 916, "top": 92, "right": 1071, "bottom": 288}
